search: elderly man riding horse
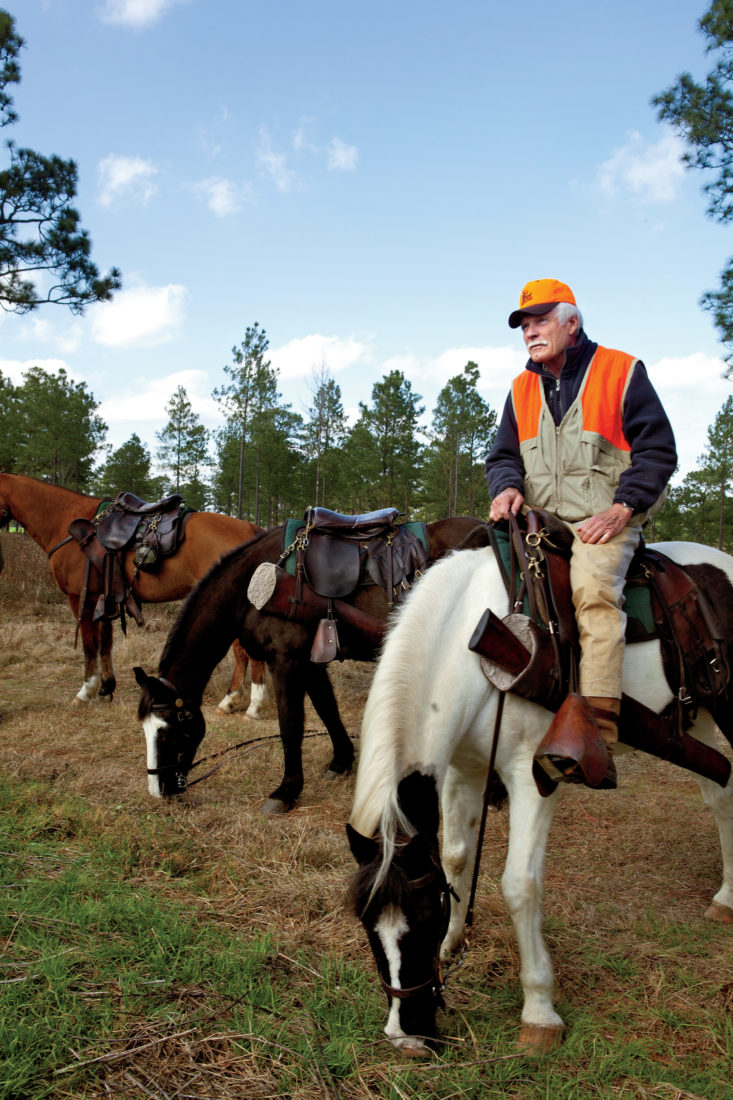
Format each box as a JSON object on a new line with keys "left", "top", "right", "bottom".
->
{"left": 485, "top": 278, "right": 678, "bottom": 789}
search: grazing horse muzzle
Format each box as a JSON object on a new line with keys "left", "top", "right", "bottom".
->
{"left": 347, "top": 812, "right": 458, "bottom": 1053}
{"left": 135, "top": 668, "right": 204, "bottom": 797}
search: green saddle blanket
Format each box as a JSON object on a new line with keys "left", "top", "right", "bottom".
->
{"left": 490, "top": 526, "right": 656, "bottom": 642}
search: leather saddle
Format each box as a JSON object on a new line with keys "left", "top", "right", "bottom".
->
{"left": 292, "top": 506, "right": 428, "bottom": 604}
{"left": 271, "top": 506, "right": 429, "bottom": 663}
{"left": 67, "top": 492, "right": 193, "bottom": 633}
{"left": 470, "top": 509, "right": 733, "bottom": 789}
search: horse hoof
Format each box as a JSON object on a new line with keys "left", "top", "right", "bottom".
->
{"left": 244, "top": 711, "right": 265, "bottom": 721}
{"left": 389, "top": 1036, "right": 432, "bottom": 1057}
{"left": 261, "top": 797, "right": 292, "bottom": 816}
{"left": 516, "top": 1025, "right": 563, "bottom": 1056}
{"left": 325, "top": 766, "right": 352, "bottom": 781}
{"left": 705, "top": 901, "right": 733, "bottom": 923}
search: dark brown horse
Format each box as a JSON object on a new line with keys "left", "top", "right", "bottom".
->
{"left": 0, "top": 473, "right": 266, "bottom": 711}
{"left": 134, "top": 516, "right": 483, "bottom": 812}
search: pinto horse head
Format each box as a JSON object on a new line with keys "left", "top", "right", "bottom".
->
{"left": 134, "top": 667, "right": 205, "bottom": 797}
{"left": 347, "top": 770, "right": 455, "bottom": 1054}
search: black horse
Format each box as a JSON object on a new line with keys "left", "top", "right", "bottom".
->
{"left": 135, "top": 516, "right": 482, "bottom": 814}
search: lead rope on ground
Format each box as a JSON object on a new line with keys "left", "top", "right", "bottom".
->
{"left": 184, "top": 727, "right": 336, "bottom": 788}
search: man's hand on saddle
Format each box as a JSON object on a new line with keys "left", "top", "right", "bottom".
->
{"left": 575, "top": 503, "right": 633, "bottom": 544}
{"left": 489, "top": 487, "right": 524, "bottom": 523}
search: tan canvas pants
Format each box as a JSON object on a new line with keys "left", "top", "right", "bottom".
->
{"left": 568, "top": 522, "right": 642, "bottom": 699}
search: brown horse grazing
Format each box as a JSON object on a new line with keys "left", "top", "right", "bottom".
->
{"left": 0, "top": 473, "right": 266, "bottom": 711}
{"left": 134, "top": 516, "right": 483, "bottom": 813}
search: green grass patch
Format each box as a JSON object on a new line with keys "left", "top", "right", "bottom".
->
{"left": 1, "top": 772, "right": 731, "bottom": 1099}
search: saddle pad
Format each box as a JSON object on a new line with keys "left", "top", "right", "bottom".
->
{"left": 490, "top": 525, "right": 656, "bottom": 643}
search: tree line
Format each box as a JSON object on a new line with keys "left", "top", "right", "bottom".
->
{"left": 6, "top": 330, "right": 733, "bottom": 550}
{"left": 0, "top": 323, "right": 496, "bottom": 524}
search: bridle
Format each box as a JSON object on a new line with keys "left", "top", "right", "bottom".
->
{"left": 378, "top": 861, "right": 459, "bottom": 1006}
{"left": 145, "top": 678, "right": 200, "bottom": 792}
{"left": 376, "top": 695, "right": 506, "bottom": 1007}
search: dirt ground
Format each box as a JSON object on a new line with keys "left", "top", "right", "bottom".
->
{"left": 1, "top": 529, "right": 732, "bottom": 1097}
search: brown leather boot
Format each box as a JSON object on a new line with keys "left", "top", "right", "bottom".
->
{"left": 533, "top": 694, "right": 619, "bottom": 794}
{"left": 583, "top": 696, "right": 620, "bottom": 789}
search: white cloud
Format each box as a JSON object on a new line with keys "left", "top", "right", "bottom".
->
{"left": 99, "top": 370, "right": 218, "bottom": 426}
{"left": 14, "top": 316, "right": 84, "bottom": 355}
{"left": 270, "top": 334, "right": 369, "bottom": 380}
{"left": 597, "top": 129, "right": 686, "bottom": 204}
{"left": 90, "top": 282, "right": 187, "bottom": 348}
{"left": 649, "top": 351, "right": 727, "bottom": 391}
{"left": 97, "top": 0, "right": 189, "bottom": 29}
{"left": 256, "top": 128, "right": 297, "bottom": 194}
{"left": 293, "top": 118, "right": 318, "bottom": 154}
{"left": 98, "top": 154, "right": 160, "bottom": 207}
{"left": 385, "top": 344, "right": 525, "bottom": 404}
{"left": 0, "top": 358, "right": 75, "bottom": 385}
{"left": 327, "top": 137, "right": 358, "bottom": 172}
{"left": 193, "top": 176, "right": 250, "bottom": 217}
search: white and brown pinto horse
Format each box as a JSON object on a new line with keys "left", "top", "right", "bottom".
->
{"left": 0, "top": 473, "right": 267, "bottom": 714}
{"left": 347, "top": 540, "right": 733, "bottom": 1055}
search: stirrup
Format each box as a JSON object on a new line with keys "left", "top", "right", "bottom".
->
{"left": 536, "top": 751, "right": 617, "bottom": 790}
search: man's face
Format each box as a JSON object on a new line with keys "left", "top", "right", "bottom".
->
{"left": 520, "top": 307, "right": 578, "bottom": 375}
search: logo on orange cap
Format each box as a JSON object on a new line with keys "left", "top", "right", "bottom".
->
{"left": 509, "top": 279, "right": 577, "bottom": 328}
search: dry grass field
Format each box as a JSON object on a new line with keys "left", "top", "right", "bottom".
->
{"left": 1, "top": 529, "right": 732, "bottom": 1099}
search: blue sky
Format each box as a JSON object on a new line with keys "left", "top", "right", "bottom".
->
{"left": 1, "top": 0, "right": 731, "bottom": 485}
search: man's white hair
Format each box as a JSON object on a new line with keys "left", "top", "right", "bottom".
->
{"left": 552, "top": 301, "right": 584, "bottom": 328}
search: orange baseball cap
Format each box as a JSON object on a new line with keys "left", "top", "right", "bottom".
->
{"left": 508, "top": 278, "right": 577, "bottom": 328}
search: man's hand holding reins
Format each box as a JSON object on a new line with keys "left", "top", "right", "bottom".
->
{"left": 489, "top": 487, "right": 524, "bottom": 523}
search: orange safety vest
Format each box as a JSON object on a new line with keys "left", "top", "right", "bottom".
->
{"left": 510, "top": 346, "right": 640, "bottom": 522}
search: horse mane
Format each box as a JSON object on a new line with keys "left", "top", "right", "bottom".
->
{"left": 350, "top": 546, "right": 497, "bottom": 887}
{"left": 158, "top": 524, "right": 283, "bottom": 674}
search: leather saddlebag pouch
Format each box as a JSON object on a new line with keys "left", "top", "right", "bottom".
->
{"left": 311, "top": 618, "right": 340, "bottom": 663}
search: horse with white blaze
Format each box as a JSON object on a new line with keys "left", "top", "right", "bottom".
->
{"left": 347, "top": 540, "right": 733, "bottom": 1055}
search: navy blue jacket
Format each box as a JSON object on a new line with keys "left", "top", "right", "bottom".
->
{"left": 485, "top": 330, "right": 678, "bottom": 516}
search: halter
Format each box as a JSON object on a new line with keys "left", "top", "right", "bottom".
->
{"left": 378, "top": 864, "right": 458, "bottom": 1005}
{"left": 144, "top": 677, "right": 199, "bottom": 791}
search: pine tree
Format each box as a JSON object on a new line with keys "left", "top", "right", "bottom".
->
{"left": 213, "top": 323, "right": 279, "bottom": 520}
{"left": 0, "top": 10, "right": 121, "bottom": 314}
{"left": 95, "top": 433, "right": 162, "bottom": 500}
{"left": 156, "top": 386, "right": 209, "bottom": 508}
{"left": 303, "top": 365, "right": 348, "bottom": 507}
{"left": 423, "top": 362, "right": 496, "bottom": 518}
{"left": 13, "top": 365, "right": 106, "bottom": 488}
{"left": 354, "top": 370, "right": 425, "bottom": 513}
{"left": 653, "top": 1, "right": 733, "bottom": 367}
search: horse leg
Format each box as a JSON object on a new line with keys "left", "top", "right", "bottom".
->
{"left": 97, "top": 617, "right": 116, "bottom": 700}
{"left": 68, "top": 597, "right": 102, "bottom": 705}
{"left": 217, "top": 641, "right": 247, "bottom": 714}
{"left": 690, "top": 713, "right": 733, "bottom": 922}
{"left": 440, "top": 759, "right": 489, "bottom": 953}
{"left": 261, "top": 661, "right": 308, "bottom": 815}
{"left": 499, "top": 749, "right": 564, "bottom": 1054}
{"left": 303, "top": 663, "right": 355, "bottom": 778}
{"left": 245, "top": 659, "right": 268, "bottom": 719}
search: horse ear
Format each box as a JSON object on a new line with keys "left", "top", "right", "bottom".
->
{"left": 396, "top": 771, "right": 440, "bottom": 837}
{"left": 346, "top": 823, "right": 380, "bottom": 865}
{"left": 133, "top": 666, "right": 150, "bottom": 689}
